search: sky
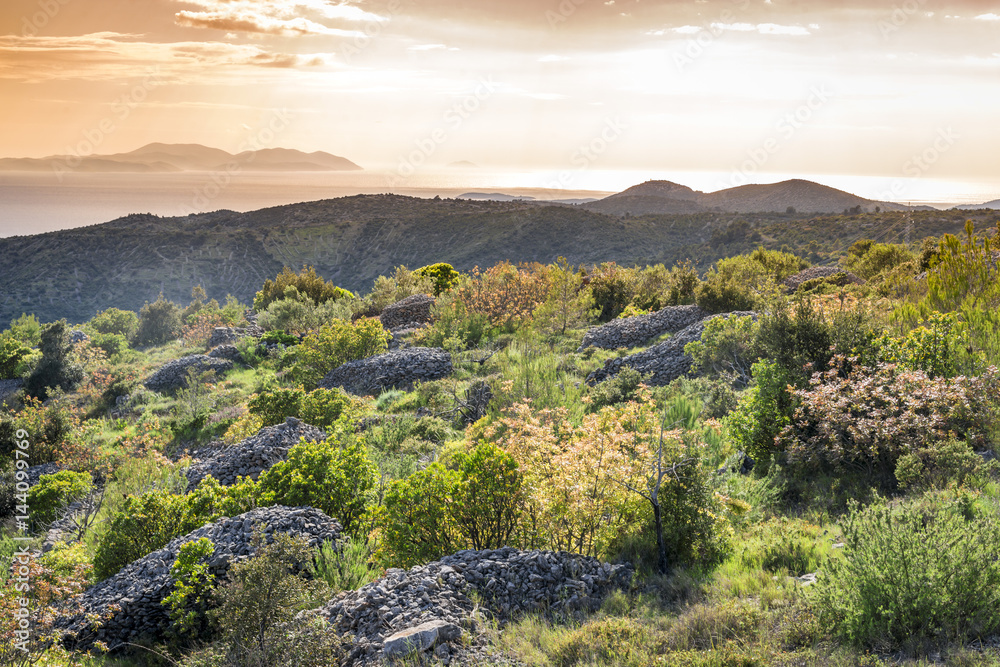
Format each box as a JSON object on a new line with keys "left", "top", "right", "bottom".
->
{"left": 1, "top": 0, "right": 999, "bottom": 190}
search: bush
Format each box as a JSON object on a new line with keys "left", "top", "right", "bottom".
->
{"left": 133, "top": 294, "right": 183, "bottom": 347}
{"left": 257, "top": 438, "right": 377, "bottom": 537}
{"left": 247, "top": 387, "right": 305, "bottom": 426}
{"left": 726, "top": 360, "right": 797, "bottom": 467}
{"left": 588, "top": 262, "right": 638, "bottom": 322}
{"left": 751, "top": 298, "right": 835, "bottom": 382}
{"left": 359, "top": 265, "right": 435, "bottom": 314}
{"left": 844, "top": 242, "right": 915, "bottom": 280}
{"left": 206, "top": 533, "right": 339, "bottom": 667}
{"left": 778, "top": 361, "right": 1000, "bottom": 492}
{"left": 88, "top": 331, "right": 129, "bottom": 358}
{"left": 814, "top": 496, "right": 1000, "bottom": 649}
{"left": 254, "top": 266, "right": 353, "bottom": 313}
{"left": 0, "top": 335, "right": 32, "bottom": 379}
{"left": 697, "top": 249, "right": 806, "bottom": 314}
{"left": 450, "top": 261, "right": 549, "bottom": 332}
{"left": 415, "top": 262, "right": 460, "bottom": 296}
{"left": 7, "top": 313, "right": 42, "bottom": 347}
{"left": 93, "top": 490, "right": 208, "bottom": 580}
{"left": 0, "top": 395, "right": 77, "bottom": 465}
{"left": 24, "top": 320, "right": 83, "bottom": 399}
{"left": 88, "top": 307, "right": 139, "bottom": 338}
{"left": 312, "top": 537, "right": 377, "bottom": 594}
{"left": 291, "top": 318, "right": 390, "bottom": 388}
{"left": 587, "top": 367, "right": 651, "bottom": 410}
{"left": 415, "top": 292, "right": 491, "bottom": 350}
{"left": 533, "top": 257, "right": 596, "bottom": 336}
{"left": 163, "top": 537, "right": 216, "bottom": 644}
{"left": 377, "top": 462, "right": 460, "bottom": 568}
{"left": 27, "top": 470, "right": 92, "bottom": 527}
{"left": 450, "top": 442, "right": 524, "bottom": 550}
{"left": 685, "top": 315, "right": 758, "bottom": 386}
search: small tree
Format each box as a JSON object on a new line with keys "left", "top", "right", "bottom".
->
{"left": 133, "top": 294, "right": 183, "bottom": 347}
{"left": 291, "top": 318, "right": 390, "bottom": 388}
{"left": 534, "top": 257, "right": 595, "bottom": 335}
{"left": 24, "top": 320, "right": 82, "bottom": 399}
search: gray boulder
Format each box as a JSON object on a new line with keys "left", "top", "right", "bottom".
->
{"left": 383, "top": 619, "right": 462, "bottom": 660}
{"left": 143, "top": 355, "right": 234, "bottom": 393}
{"left": 319, "top": 347, "right": 452, "bottom": 396}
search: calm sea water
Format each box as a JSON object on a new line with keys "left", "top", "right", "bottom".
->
{"left": 1, "top": 170, "right": 997, "bottom": 238}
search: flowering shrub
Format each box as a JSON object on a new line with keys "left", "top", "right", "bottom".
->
{"left": 778, "top": 358, "right": 1000, "bottom": 490}
{"left": 452, "top": 261, "right": 549, "bottom": 332}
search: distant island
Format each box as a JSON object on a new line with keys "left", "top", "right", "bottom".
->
{"left": 0, "top": 142, "right": 362, "bottom": 173}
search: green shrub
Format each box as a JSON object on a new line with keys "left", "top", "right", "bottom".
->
{"left": 88, "top": 307, "right": 139, "bottom": 338}
{"left": 24, "top": 320, "right": 83, "bottom": 399}
{"left": 360, "top": 265, "right": 435, "bottom": 314}
{"left": 588, "top": 262, "right": 638, "bottom": 322}
{"left": 751, "top": 298, "right": 834, "bottom": 382}
{"left": 0, "top": 396, "right": 76, "bottom": 464}
{"left": 0, "top": 335, "right": 32, "bottom": 379}
{"left": 871, "top": 311, "right": 962, "bottom": 378}
{"left": 895, "top": 438, "right": 993, "bottom": 491}
{"left": 685, "top": 314, "right": 758, "bottom": 386}
{"left": 312, "top": 537, "right": 377, "bottom": 594}
{"left": 257, "top": 438, "right": 376, "bottom": 536}
{"left": 844, "top": 242, "right": 915, "bottom": 280}
{"left": 587, "top": 367, "right": 651, "bottom": 410}
{"left": 814, "top": 496, "right": 1000, "bottom": 648}
{"left": 253, "top": 266, "right": 353, "bottom": 312}
{"left": 726, "top": 360, "right": 796, "bottom": 467}
{"left": 300, "top": 388, "right": 359, "bottom": 430}
{"left": 163, "top": 537, "right": 216, "bottom": 644}
{"left": 27, "top": 470, "right": 92, "bottom": 527}
{"left": 377, "top": 462, "right": 460, "bottom": 568}
{"left": 133, "top": 294, "right": 183, "bottom": 347}
{"left": 207, "top": 533, "right": 340, "bottom": 667}
{"left": 415, "top": 262, "right": 460, "bottom": 296}
{"left": 450, "top": 442, "right": 524, "bottom": 550}
{"left": 291, "top": 318, "right": 389, "bottom": 389}
{"left": 247, "top": 387, "right": 305, "bottom": 426}
{"left": 93, "top": 490, "right": 209, "bottom": 580}
{"left": 533, "top": 257, "right": 596, "bottom": 335}
{"left": 415, "top": 293, "right": 491, "bottom": 350}
{"left": 697, "top": 249, "right": 806, "bottom": 314}
{"left": 7, "top": 313, "right": 42, "bottom": 347}
{"left": 88, "top": 331, "right": 130, "bottom": 358}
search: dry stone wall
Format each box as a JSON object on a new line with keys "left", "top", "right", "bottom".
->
{"left": 578, "top": 304, "right": 708, "bottom": 352}
{"left": 318, "top": 347, "right": 452, "bottom": 396}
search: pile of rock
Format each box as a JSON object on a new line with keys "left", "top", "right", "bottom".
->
{"left": 782, "top": 266, "right": 864, "bottom": 291}
{"left": 578, "top": 304, "right": 708, "bottom": 352}
{"left": 69, "top": 330, "right": 89, "bottom": 344}
{"left": 207, "top": 344, "right": 242, "bottom": 362}
{"left": 57, "top": 506, "right": 341, "bottom": 652}
{"left": 587, "top": 312, "right": 757, "bottom": 387}
{"left": 143, "top": 355, "right": 234, "bottom": 393}
{"left": 379, "top": 294, "right": 435, "bottom": 331}
{"left": 208, "top": 324, "right": 263, "bottom": 348}
{"left": 319, "top": 347, "right": 452, "bottom": 396}
{"left": 0, "top": 378, "right": 22, "bottom": 407}
{"left": 185, "top": 417, "right": 326, "bottom": 489}
{"left": 323, "top": 547, "right": 632, "bottom": 664}
{"left": 23, "top": 462, "right": 62, "bottom": 487}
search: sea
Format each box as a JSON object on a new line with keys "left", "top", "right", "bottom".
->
{"left": 1, "top": 169, "right": 997, "bottom": 238}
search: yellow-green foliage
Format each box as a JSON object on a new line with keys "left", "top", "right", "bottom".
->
{"left": 253, "top": 265, "right": 354, "bottom": 312}
{"left": 291, "top": 317, "right": 390, "bottom": 388}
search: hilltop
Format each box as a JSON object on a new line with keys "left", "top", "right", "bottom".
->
{"left": 0, "top": 143, "right": 362, "bottom": 173}
{"left": 585, "top": 178, "right": 911, "bottom": 215}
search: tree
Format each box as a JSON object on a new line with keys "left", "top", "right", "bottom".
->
{"left": 253, "top": 266, "right": 353, "bottom": 312}
{"left": 533, "top": 257, "right": 595, "bottom": 335}
{"left": 133, "top": 294, "right": 183, "bottom": 347}
{"left": 24, "top": 320, "right": 82, "bottom": 399}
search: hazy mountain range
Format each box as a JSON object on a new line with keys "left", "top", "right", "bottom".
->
{"left": 0, "top": 143, "right": 362, "bottom": 173}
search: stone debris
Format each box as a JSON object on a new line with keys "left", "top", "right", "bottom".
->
{"left": 322, "top": 546, "right": 632, "bottom": 665}
{"left": 379, "top": 294, "right": 435, "bottom": 331}
{"left": 57, "top": 506, "right": 341, "bottom": 652}
{"left": 185, "top": 417, "right": 327, "bottom": 489}
{"left": 207, "top": 344, "right": 242, "bottom": 362}
{"left": 143, "top": 355, "right": 234, "bottom": 393}
{"left": 587, "top": 312, "right": 757, "bottom": 387}
{"left": 578, "top": 304, "right": 708, "bottom": 352}
{"left": 319, "top": 347, "right": 452, "bottom": 397}
{"left": 782, "top": 266, "right": 864, "bottom": 291}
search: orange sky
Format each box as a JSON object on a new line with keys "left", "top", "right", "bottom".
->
{"left": 1, "top": 0, "right": 999, "bottom": 182}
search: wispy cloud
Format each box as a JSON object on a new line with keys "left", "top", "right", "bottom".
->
{"left": 173, "top": 0, "right": 381, "bottom": 36}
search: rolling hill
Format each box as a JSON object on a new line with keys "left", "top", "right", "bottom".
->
{"left": 585, "top": 179, "right": 910, "bottom": 215}
{"left": 0, "top": 193, "right": 988, "bottom": 325}
{"left": 0, "top": 143, "right": 362, "bottom": 173}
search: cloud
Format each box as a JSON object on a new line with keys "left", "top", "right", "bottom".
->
{"left": 538, "top": 54, "right": 570, "bottom": 62}
{"left": 173, "top": 0, "right": 382, "bottom": 37}
{"left": 0, "top": 33, "right": 332, "bottom": 81}
{"left": 975, "top": 13, "right": 1000, "bottom": 21}
{"left": 408, "top": 43, "right": 447, "bottom": 51}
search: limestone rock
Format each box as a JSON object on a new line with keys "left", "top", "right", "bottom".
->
{"left": 143, "top": 355, "right": 234, "bottom": 393}
{"left": 319, "top": 347, "right": 452, "bottom": 396}
{"left": 578, "top": 304, "right": 708, "bottom": 351}
{"left": 380, "top": 294, "right": 435, "bottom": 331}
{"left": 383, "top": 619, "right": 462, "bottom": 660}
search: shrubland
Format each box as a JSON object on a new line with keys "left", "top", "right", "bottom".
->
{"left": 2, "top": 221, "right": 1000, "bottom": 665}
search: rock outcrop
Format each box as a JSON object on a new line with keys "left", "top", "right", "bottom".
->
{"left": 323, "top": 547, "right": 631, "bottom": 664}
{"left": 782, "top": 266, "right": 864, "bottom": 291}
{"left": 379, "top": 294, "right": 435, "bottom": 331}
{"left": 318, "top": 347, "right": 452, "bottom": 396}
{"left": 185, "top": 418, "right": 327, "bottom": 489}
{"left": 578, "top": 304, "right": 709, "bottom": 352}
{"left": 587, "top": 312, "right": 757, "bottom": 387}
{"left": 57, "top": 506, "right": 341, "bottom": 652}
{"left": 143, "top": 355, "right": 234, "bottom": 393}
